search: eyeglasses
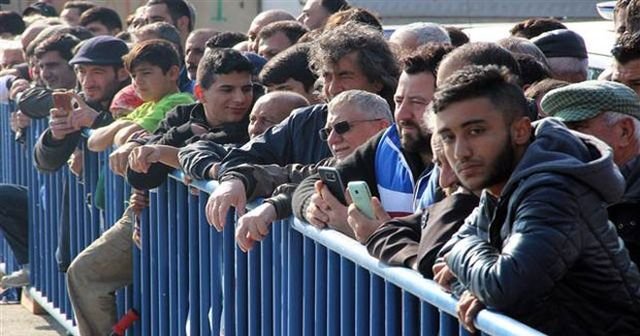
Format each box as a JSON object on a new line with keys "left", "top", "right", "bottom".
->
{"left": 318, "top": 119, "right": 383, "bottom": 141}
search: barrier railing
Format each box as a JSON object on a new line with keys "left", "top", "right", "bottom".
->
{"left": 0, "top": 100, "right": 544, "bottom": 336}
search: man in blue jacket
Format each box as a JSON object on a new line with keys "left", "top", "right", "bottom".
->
{"left": 431, "top": 65, "right": 640, "bottom": 334}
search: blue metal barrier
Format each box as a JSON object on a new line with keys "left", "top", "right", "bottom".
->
{"left": 129, "top": 170, "right": 544, "bottom": 336}
{"left": 0, "top": 99, "right": 544, "bottom": 336}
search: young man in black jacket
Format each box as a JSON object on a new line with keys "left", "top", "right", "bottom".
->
{"left": 432, "top": 65, "right": 640, "bottom": 334}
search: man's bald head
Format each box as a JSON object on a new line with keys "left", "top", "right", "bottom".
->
{"left": 248, "top": 91, "right": 309, "bottom": 138}
{"left": 247, "top": 9, "right": 295, "bottom": 50}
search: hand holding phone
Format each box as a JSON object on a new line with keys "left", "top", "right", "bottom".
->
{"left": 347, "top": 181, "right": 375, "bottom": 219}
{"left": 52, "top": 90, "right": 73, "bottom": 117}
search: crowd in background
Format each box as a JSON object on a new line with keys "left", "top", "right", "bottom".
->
{"left": 1, "top": 0, "right": 640, "bottom": 334}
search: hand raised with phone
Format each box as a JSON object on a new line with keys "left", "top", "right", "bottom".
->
{"left": 49, "top": 90, "right": 76, "bottom": 140}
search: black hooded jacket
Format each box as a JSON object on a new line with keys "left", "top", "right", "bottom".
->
{"left": 440, "top": 118, "right": 640, "bottom": 335}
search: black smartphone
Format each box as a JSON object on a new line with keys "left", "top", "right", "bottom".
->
{"left": 318, "top": 166, "right": 347, "bottom": 205}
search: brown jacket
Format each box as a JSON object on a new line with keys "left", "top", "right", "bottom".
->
{"left": 366, "top": 192, "right": 478, "bottom": 278}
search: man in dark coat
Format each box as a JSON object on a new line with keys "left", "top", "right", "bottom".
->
{"left": 431, "top": 65, "right": 640, "bottom": 334}
{"left": 543, "top": 80, "right": 640, "bottom": 266}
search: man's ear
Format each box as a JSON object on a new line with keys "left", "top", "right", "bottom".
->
{"left": 511, "top": 116, "right": 532, "bottom": 146}
{"left": 117, "top": 67, "right": 129, "bottom": 82}
{"left": 168, "top": 65, "right": 180, "bottom": 81}
{"left": 194, "top": 83, "right": 204, "bottom": 102}
{"left": 372, "top": 81, "right": 383, "bottom": 94}
{"left": 177, "top": 16, "right": 190, "bottom": 35}
{"left": 617, "top": 117, "right": 636, "bottom": 147}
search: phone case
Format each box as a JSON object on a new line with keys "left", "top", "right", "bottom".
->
{"left": 318, "top": 167, "right": 347, "bottom": 204}
{"left": 347, "top": 181, "right": 375, "bottom": 219}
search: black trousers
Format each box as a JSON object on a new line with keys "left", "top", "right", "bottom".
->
{"left": 0, "top": 184, "right": 28, "bottom": 265}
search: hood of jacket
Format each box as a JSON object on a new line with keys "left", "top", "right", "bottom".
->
{"left": 503, "top": 118, "right": 625, "bottom": 204}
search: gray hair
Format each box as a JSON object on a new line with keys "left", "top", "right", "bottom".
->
{"left": 497, "top": 36, "right": 549, "bottom": 67}
{"left": 328, "top": 89, "right": 393, "bottom": 122}
{"left": 602, "top": 111, "right": 640, "bottom": 145}
{"left": 396, "top": 22, "right": 451, "bottom": 45}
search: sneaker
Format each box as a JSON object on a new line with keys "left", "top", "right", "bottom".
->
{"left": 0, "top": 268, "right": 30, "bottom": 288}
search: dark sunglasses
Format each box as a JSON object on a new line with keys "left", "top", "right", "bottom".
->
{"left": 318, "top": 119, "right": 383, "bottom": 141}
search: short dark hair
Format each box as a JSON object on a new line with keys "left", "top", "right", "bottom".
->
{"left": 123, "top": 39, "right": 180, "bottom": 74}
{"left": 35, "top": 33, "right": 81, "bottom": 61}
{"left": 440, "top": 42, "right": 522, "bottom": 80}
{"left": 197, "top": 48, "right": 253, "bottom": 90}
{"left": 63, "top": 1, "right": 96, "bottom": 14}
{"left": 321, "top": 0, "right": 350, "bottom": 13}
{"left": 524, "top": 78, "right": 569, "bottom": 100}
{"left": 134, "top": 22, "right": 184, "bottom": 62}
{"left": 510, "top": 18, "right": 567, "bottom": 39}
{"left": 205, "top": 31, "right": 248, "bottom": 49}
{"left": 79, "top": 7, "right": 123, "bottom": 32}
{"left": 325, "top": 7, "right": 383, "bottom": 32}
{"left": 58, "top": 26, "right": 95, "bottom": 41}
{"left": 444, "top": 26, "right": 469, "bottom": 47}
{"left": 627, "top": 0, "right": 640, "bottom": 32}
{"left": 258, "top": 21, "right": 308, "bottom": 44}
{"left": 0, "top": 11, "right": 26, "bottom": 36}
{"left": 146, "top": 0, "right": 194, "bottom": 32}
{"left": 613, "top": 31, "right": 640, "bottom": 64}
{"left": 259, "top": 43, "right": 317, "bottom": 91}
{"left": 431, "top": 65, "right": 528, "bottom": 123}
{"left": 514, "top": 53, "right": 552, "bottom": 86}
{"left": 403, "top": 43, "right": 455, "bottom": 77}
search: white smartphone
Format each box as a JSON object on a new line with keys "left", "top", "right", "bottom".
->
{"left": 347, "top": 181, "right": 375, "bottom": 219}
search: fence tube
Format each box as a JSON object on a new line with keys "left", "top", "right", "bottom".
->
{"left": 355, "top": 265, "right": 370, "bottom": 336}
{"left": 402, "top": 290, "right": 419, "bottom": 336}
{"left": 287, "top": 227, "right": 303, "bottom": 336}
{"left": 314, "top": 243, "right": 327, "bottom": 336}
{"left": 198, "top": 193, "right": 211, "bottom": 336}
{"left": 168, "top": 180, "right": 179, "bottom": 336}
{"left": 302, "top": 236, "right": 315, "bottom": 336}
{"left": 420, "top": 301, "right": 439, "bottom": 336}
{"left": 176, "top": 183, "right": 189, "bottom": 336}
{"left": 260, "top": 228, "right": 273, "bottom": 336}
{"left": 370, "top": 274, "right": 384, "bottom": 336}
{"left": 340, "top": 257, "right": 355, "bottom": 336}
{"left": 327, "top": 251, "right": 340, "bottom": 335}
{"left": 248, "top": 241, "right": 261, "bottom": 336}
{"left": 235, "top": 211, "right": 248, "bottom": 336}
{"left": 222, "top": 204, "right": 236, "bottom": 336}
{"left": 187, "top": 193, "right": 200, "bottom": 336}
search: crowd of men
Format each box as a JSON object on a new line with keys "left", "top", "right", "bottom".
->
{"left": 0, "top": 0, "right": 640, "bottom": 334}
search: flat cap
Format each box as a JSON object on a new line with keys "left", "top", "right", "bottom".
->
{"left": 531, "top": 29, "right": 588, "bottom": 59}
{"left": 69, "top": 36, "right": 129, "bottom": 66}
{"left": 541, "top": 80, "right": 640, "bottom": 122}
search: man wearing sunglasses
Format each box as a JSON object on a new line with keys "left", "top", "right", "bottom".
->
{"left": 292, "top": 44, "right": 453, "bottom": 242}
{"left": 207, "top": 90, "right": 392, "bottom": 248}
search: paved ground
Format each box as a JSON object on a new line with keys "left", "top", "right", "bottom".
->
{"left": 0, "top": 303, "right": 67, "bottom": 336}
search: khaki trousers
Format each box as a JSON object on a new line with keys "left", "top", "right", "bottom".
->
{"left": 66, "top": 207, "right": 134, "bottom": 336}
